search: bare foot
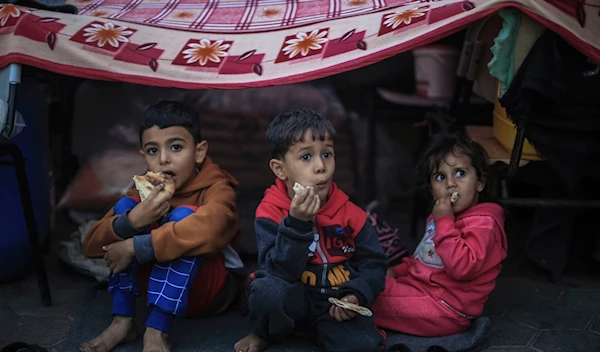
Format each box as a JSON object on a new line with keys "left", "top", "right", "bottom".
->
{"left": 79, "top": 316, "right": 137, "bottom": 352}
{"left": 142, "top": 327, "right": 171, "bottom": 352}
{"left": 233, "top": 333, "right": 268, "bottom": 352}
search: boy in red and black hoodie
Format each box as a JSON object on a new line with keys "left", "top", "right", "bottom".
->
{"left": 234, "top": 108, "right": 388, "bottom": 352}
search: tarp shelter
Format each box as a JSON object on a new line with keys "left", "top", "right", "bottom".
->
{"left": 0, "top": 0, "right": 598, "bottom": 89}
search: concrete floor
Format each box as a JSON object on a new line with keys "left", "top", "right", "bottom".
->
{"left": 1, "top": 241, "right": 600, "bottom": 352}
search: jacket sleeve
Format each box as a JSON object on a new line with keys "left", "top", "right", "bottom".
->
{"left": 433, "top": 215, "right": 502, "bottom": 281}
{"left": 255, "top": 215, "right": 314, "bottom": 282}
{"left": 149, "top": 180, "right": 238, "bottom": 262}
{"left": 83, "top": 190, "right": 142, "bottom": 258}
{"left": 83, "top": 210, "right": 122, "bottom": 258}
{"left": 338, "top": 223, "right": 388, "bottom": 307}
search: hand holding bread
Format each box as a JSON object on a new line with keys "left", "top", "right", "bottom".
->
{"left": 289, "top": 182, "right": 320, "bottom": 222}
{"left": 127, "top": 172, "right": 174, "bottom": 228}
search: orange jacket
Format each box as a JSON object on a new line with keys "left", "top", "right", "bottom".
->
{"left": 83, "top": 156, "right": 239, "bottom": 263}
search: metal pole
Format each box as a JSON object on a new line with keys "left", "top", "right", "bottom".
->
{"left": 507, "top": 103, "right": 530, "bottom": 179}
{"left": 1, "top": 63, "right": 22, "bottom": 138}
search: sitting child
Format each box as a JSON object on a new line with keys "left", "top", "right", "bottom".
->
{"left": 80, "top": 101, "right": 243, "bottom": 352}
{"left": 373, "top": 133, "right": 508, "bottom": 337}
{"left": 234, "top": 108, "right": 388, "bottom": 352}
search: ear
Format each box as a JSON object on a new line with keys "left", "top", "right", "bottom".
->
{"left": 139, "top": 149, "right": 144, "bottom": 157}
{"left": 195, "top": 140, "right": 208, "bottom": 164}
{"left": 269, "top": 158, "right": 287, "bottom": 181}
{"left": 477, "top": 175, "right": 486, "bottom": 193}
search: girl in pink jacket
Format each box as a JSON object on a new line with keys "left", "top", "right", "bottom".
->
{"left": 373, "top": 133, "right": 508, "bottom": 337}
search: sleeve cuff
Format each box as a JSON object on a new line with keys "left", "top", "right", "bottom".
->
{"left": 133, "top": 234, "right": 156, "bottom": 264}
{"left": 338, "top": 288, "right": 367, "bottom": 306}
{"left": 113, "top": 211, "right": 144, "bottom": 239}
{"left": 284, "top": 215, "right": 314, "bottom": 233}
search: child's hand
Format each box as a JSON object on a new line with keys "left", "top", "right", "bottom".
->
{"left": 433, "top": 195, "right": 454, "bottom": 218}
{"left": 103, "top": 239, "right": 135, "bottom": 274}
{"left": 127, "top": 184, "right": 173, "bottom": 229}
{"left": 386, "top": 267, "right": 397, "bottom": 278}
{"left": 329, "top": 294, "right": 359, "bottom": 322}
{"left": 289, "top": 186, "right": 321, "bottom": 222}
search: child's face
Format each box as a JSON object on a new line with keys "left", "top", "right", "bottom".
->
{"left": 271, "top": 130, "right": 335, "bottom": 202}
{"left": 140, "top": 125, "right": 207, "bottom": 191}
{"left": 430, "top": 150, "right": 484, "bottom": 214}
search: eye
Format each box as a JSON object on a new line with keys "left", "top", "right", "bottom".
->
{"left": 456, "top": 170, "right": 465, "bottom": 177}
{"left": 147, "top": 147, "right": 158, "bottom": 155}
{"left": 171, "top": 144, "right": 182, "bottom": 152}
{"left": 301, "top": 154, "right": 311, "bottom": 161}
{"left": 435, "top": 174, "right": 445, "bottom": 181}
{"left": 323, "top": 152, "right": 333, "bottom": 158}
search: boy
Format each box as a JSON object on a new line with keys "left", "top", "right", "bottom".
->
{"left": 234, "top": 108, "right": 388, "bottom": 352}
{"left": 80, "top": 101, "right": 244, "bottom": 352}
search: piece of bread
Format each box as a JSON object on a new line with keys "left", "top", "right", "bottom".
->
{"left": 132, "top": 171, "right": 175, "bottom": 201}
{"left": 328, "top": 297, "right": 373, "bottom": 317}
{"left": 451, "top": 192, "right": 459, "bottom": 203}
{"left": 293, "top": 182, "right": 305, "bottom": 196}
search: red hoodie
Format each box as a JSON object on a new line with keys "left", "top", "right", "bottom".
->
{"left": 254, "top": 179, "right": 388, "bottom": 306}
{"left": 392, "top": 203, "right": 507, "bottom": 318}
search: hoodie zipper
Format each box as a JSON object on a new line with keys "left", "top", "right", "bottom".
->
{"left": 440, "top": 300, "right": 477, "bottom": 319}
{"left": 313, "top": 216, "right": 328, "bottom": 294}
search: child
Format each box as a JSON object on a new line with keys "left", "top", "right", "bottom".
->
{"left": 372, "top": 133, "right": 507, "bottom": 337}
{"left": 80, "top": 101, "right": 244, "bottom": 352}
{"left": 234, "top": 108, "right": 388, "bottom": 352}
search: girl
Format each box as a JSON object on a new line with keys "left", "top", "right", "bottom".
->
{"left": 373, "top": 133, "right": 508, "bottom": 337}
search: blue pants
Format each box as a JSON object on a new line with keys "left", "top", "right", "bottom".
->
{"left": 109, "top": 197, "right": 203, "bottom": 334}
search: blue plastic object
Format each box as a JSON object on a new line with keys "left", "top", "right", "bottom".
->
{"left": 0, "top": 79, "right": 50, "bottom": 283}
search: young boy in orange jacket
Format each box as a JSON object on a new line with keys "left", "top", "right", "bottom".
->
{"left": 81, "top": 101, "right": 243, "bottom": 352}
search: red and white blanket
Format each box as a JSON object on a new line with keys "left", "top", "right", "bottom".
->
{"left": 0, "top": 0, "right": 598, "bottom": 89}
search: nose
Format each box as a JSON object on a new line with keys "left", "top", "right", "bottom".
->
{"left": 314, "top": 157, "right": 326, "bottom": 174}
{"left": 159, "top": 151, "right": 170, "bottom": 165}
{"left": 446, "top": 176, "right": 456, "bottom": 188}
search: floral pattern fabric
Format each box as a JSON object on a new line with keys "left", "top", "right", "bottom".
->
{"left": 0, "top": 0, "right": 598, "bottom": 89}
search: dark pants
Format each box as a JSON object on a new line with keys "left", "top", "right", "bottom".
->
{"left": 249, "top": 271, "right": 384, "bottom": 352}
{"left": 109, "top": 197, "right": 203, "bottom": 334}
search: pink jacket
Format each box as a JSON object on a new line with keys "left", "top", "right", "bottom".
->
{"left": 392, "top": 203, "right": 508, "bottom": 318}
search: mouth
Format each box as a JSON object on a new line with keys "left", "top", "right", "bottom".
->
{"left": 162, "top": 171, "right": 176, "bottom": 179}
{"left": 315, "top": 180, "right": 329, "bottom": 189}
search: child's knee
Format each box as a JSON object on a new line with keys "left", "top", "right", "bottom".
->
{"left": 167, "top": 206, "right": 198, "bottom": 222}
{"left": 114, "top": 197, "right": 140, "bottom": 215}
{"left": 249, "top": 278, "right": 278, "bottom": 310}
{"left": 249, "top": 274, "right": 297, "bottom": 312}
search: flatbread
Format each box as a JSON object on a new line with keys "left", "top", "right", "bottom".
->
{"left": 293, "top": 182, "right": 305, "bottom": 196}
{"left": 132, "top": 171, "right": 175, "bottom": 201}
{"left": 328, "top": 297, "right": 373, "bottom": 317}
{"left": 450, "top": 192, "right": 459, "bottom": 203}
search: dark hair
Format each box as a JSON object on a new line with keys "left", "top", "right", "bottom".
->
{"left": 266, "top": 108, "right": 336, "bottom": 159}
{"left": 416, "top": 132, "right": 494, "bottom": 203}
{"left": 139, "top": 101, "right": 202, "bottom": 144}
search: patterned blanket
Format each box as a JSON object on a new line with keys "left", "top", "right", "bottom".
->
{"left": 0, "top": 0, "right": 598, "bottom": 89}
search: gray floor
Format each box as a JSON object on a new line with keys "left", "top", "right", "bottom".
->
{"left": 2, "top": 204, "right": 600, "bottom": 352}
{"left": 1, "top": 252, "right": 600, "bottom": 352}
